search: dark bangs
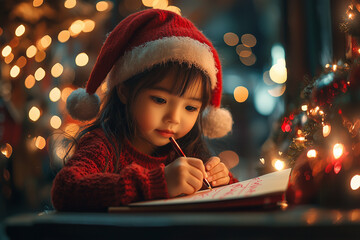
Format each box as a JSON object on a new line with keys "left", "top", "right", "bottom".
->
{"left": 125, "top": 61, "right": 212, "bottom": 111}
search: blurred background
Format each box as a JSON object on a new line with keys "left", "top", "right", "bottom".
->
{"left": 0, "top": 0, "right": 349, "bottom": 228}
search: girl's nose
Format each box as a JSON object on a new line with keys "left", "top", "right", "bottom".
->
{"left": 164, "top": 106, "right": 180, "bottom": 124}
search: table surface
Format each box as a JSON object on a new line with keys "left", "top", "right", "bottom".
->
{"left": 4, "top": 205, "right": 360, "bottom": 240}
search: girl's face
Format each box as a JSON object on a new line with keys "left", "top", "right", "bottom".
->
{"left": 130, "top": 71, "right": 203, "bottom": 155}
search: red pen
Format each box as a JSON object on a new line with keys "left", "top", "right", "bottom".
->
{"left": 169, "top": 137, "right": 212, "bottom": 190}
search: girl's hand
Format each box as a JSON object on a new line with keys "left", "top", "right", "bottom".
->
{"left": 205, "top": 156, "right": 230, "bottom": 187}
{"left": 164, "top": 157, "right": 207, "bottom": 197}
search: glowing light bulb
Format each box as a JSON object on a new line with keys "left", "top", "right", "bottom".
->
{"left": 1, "top": 143, "right": 13, "bottom": 158}
{"left": 26, "top": 45, "right": 37, "bottom": 58}
{"left": 64, "top": 0, "right": 76, "bottom": 8}
{"left": 25, "top": 75, "right": 36, "bottom": 89}
{"left": 333, "top": 143, "right": 344, "bottom": 159}
{"left": 34, "top": 67, "right": 45, "bottom": 81}
{"left": 50, "top": 115, "right": 62, "bottom": 129}
{"left": 29, "top": 106, "right": 41, "bottom": 121}
{"left": 15, "top": 24, "right": 26, "bottom": 37}
{"left": 2, "top": 45, "right": 12, "bottom": 57}
{"left": 49, "top": 87, "right": 61, "bottom": 102}
{"left": 307, "top": 149, "right": 317, "bottom": 158}
{"left": 323, "top": 124, "right": 331, "bottom": 137}
{"left": 350, "top": 175, "right": 360, "bottom": 190}
{"left": 273, "top": 159, "right": 285, "bottom": 171}
{"left": 75, "top": 52, "right": 89, "bottom": 66}
{"left": 10, "top": 65, "right": 20, "bottom": 78}
{"left": 69, "top": 20, "right": 84, "bottom": 36}
{"left": 58, "top": 30, "right": 71, "bottom": 43}
{"left": 233, "top": 86, "right": 249, "bottom": 103}
{"left": 96, "top": 1, "right": 109, "bottom": 11}
{"left": 51, "top": 63, "right": 64, "bottom": 78}
{"left": 35, "top": 136, "right": 46, "bottom": 150}
{"left": 83, "top": 19, "right": 95, "bottom": 32}
{"left": 301, "top": 105, "right": 308, "bottom": 111}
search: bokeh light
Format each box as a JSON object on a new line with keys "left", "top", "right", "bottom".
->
{"left": 51, "top": 63, "right": 64, "bottom": 78}
{"left": 49, "top": 87, "right": 61, "bottom": 102}
{"left": 29, "top": 106, "right": 41, "bottom": 121}
{"left": 26, "top": 45, "right": 37, "bottom": 58}
{"left": 350, "top": 175, "right": 360, "bottom": 190}
{"left": 75, "top": 52, "right": 89, "bottom": 66}
{"left": 34, "top": 67, "right": 46, "bottom": 81}
{"left": 224, "top": 32, "right": 239, "bottom": 46}
{"left": 2, "top": 45, "right": 12, "bottom": 57}
{"left": 35, "top": 136, "right": 46, "bottom": 150}
{"left": 241, "top": 33, "right": 257, "bottom": 47}
{"left": 50, "top": 115, "right": 62, "bottom": 129}
{"left": 333, "top": 143, "right": 344, "bottom": 159}
{"left": 15, "top": 24, "right": 26, "bottom": 37}
{"left": 233, "top": 86, "right": 249, "bottom": 103}
{"left": 24, "top": 75, "right": 36, "bottom": 89}
{"left": 64, "top": 0, "right": 76, "bottom": 8}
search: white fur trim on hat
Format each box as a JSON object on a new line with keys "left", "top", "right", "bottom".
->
{"left": 66, "top": 88, "right": 100, "bottom": 121}
{"left": 107, "top": 36, "right": 218, "bottom": 90}
{"left": 202, "top": 106, "right": 233, "bottom": 138}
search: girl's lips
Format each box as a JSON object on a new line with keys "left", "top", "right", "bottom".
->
{"left": 156, "top": 130, "right": 174, "bottom": 138}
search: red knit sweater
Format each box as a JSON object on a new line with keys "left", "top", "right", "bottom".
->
{"left": 51, "top": 128, "right": 237, "bottom": 211}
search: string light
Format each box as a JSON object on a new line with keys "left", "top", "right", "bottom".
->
{"left": 61, "top": 87, "right": 73, "bottom": 102}
{"left": 51, "top": 63, "right": 64, "bottom": 78}
{"left": 26, "top": 45, "right": 37, "bottom": 58}
{"left": 273, "top": 159, "right": 285, "bottom": 171}
{"left": 58, "top": 30, "right": 71, "bottom": 43}
{"left": 4, "top": 53, "right": 14, "bottom": 64}
{"left": 307, "top": 149, "right": 317, "bottom": 158}
{"left": 224, "top": 32, "right": 239, "bottom": 46}
{"left": 142, "top": 0, "right": 155, "bottom": 7}
{"left": 241, "top": 33, "right": 257, "bottom": 48}
{"left": 333, "top": 143, "right": 344, "bottom": 159}
{"left": 1, "top": 143, "right": 13, "bottom": 158}
{"left": 35, "top": 136, "right": 46, "bottom": 150}
{"left": 83, "top": 19, "right": 96, "bottom": 33}
{"left": 10, "top": 65, "right": 20, "bottom": 78}
{"left": 34, "top": 67, "right": 46, "bottom": 81}
{"left": 24, "top": 75, "right": 36, "bottom": 89}
{"left": 33, "top": 0, "right": 43, "bottom": 7}
{"left": 69, "top": 20, "right": 84, "bottom": 36}
{"left": 2, "top": 45, "right": 12, "bottom": 57}
{"left": 323, "top": 124, "right": 331, "bottom": 137}
{"left": 15, "top": 24, "right": 26, "bottom": 37}
{"left": 34, "top": 50, "right": 46, "bottom": 62}
{"left": 152, "top": 0, "right": 168, "bottom": 9}
{"left": 50, "top": 115, "right": 62, "bottom": 129}
{"left": 75, "top": 52, "right": 89, "bottom": 66}
{"left": 49, "top": 87, "right": 61, "bottom": 102}
{"left": 233, "top": 86, "right": 249, "bottom": 103}
{"left": 29, "top": 106, "right": 41, "bottom": 121}
{"left": 350, "top": 175, "right": 360, "bottom": 190}
{"left": 64, "top": 0, "right": 77, "bottom": 9}
{"left": 301, "top": 104, "right": 308, "bottom": 111}
{"left": 38, "top": 35, "right": 52, "bottom": 50}
{"left": 96, "top": 1, "right": 110, "bottom": 11}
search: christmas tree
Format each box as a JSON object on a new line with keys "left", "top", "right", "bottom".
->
{"left": 260, "top": 0, "right": 360, "bottom": 208}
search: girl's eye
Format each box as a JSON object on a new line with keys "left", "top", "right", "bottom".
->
{"left": 185, "top": 106, "right": 198, "bottom": 112}
{"left": 151, "top": 96, "right": 166, "bottom": 104}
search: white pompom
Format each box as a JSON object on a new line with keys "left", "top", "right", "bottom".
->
{"left": 66, "top": 88, "right": 100, "bottom": 121}
{"left": 202, "top": 106, "right": 233, "bottom": 138}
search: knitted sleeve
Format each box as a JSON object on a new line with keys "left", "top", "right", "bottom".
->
{"left": 51, "top": 131, "right": 169, "bottom": 211}
{"left": 228, "top": 171, "right": 238, "bottom": 184}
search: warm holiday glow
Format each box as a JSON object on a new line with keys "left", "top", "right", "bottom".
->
{"left": 333, "top": 143, "right": 344, "bottom": 159}
{"left": 49, "top": 87, "right": 61, "bottom": 102}
{"left": 1, "top": 143, "right": 13, "bottom": 158}
{"left": 50, "top": 115, "right": 62, "bottom": 129}
{"left": 64, "top": 0, "right": 76, "bottom": 9}
{"left": 96, "top": 1, "right": 109, "bottom": 11}
{"left": 24, "top": 75, "right": 36, "bottom": 89}
{"left": 236, "top": 44, "right": 251, "bottom": 56}
{"left": 240, "top": 54, "right": 256, "bottom": 66}
{"left": 259, "top": 158, "right": 265, "bottom": 165}
{"left": 274, "top": 159, "right": 285, "bottom": 171}
{"left": 75, "top": 52, "right": 89, "bottom": 66}
{"left": 152, "top": 0, "right": 169, "bottom": 9}
{"left": 83, "top": 19, "right": 96, "bottom": 32}
{"left": 268, "top": 85, "right": 286, "bottom": 97}
{"left": 301, "top": 105, "right": 308, "bottom": 111}
{"left": 16, "top": 56, "right": 27, "bottom": 68}
{"left": 307, "top": 149, "right": 317, "bottom": 158}
{"left": 61, "top": 87, "right": 73, "bottom": 101}
{"left": 165, "top": 6, "right": 181, "bottom": 15}
{"left": 58, "top": 30, "right": 71, "bottom": 43}
{"left": 33, "top": 0, "right": 43, "bottom": 7}
{"left": 323, "top": 124, "right": 331, "bottom": 137}
{"left": 15, "top": 24, "right": 25, "bottom": 37}
{"left": 350, "top": 175, "right": 360, "bottom": 190}
{"left": 51, "top": 63, "right": 64, "bottom": 78}
{"left": 142, "top": 0, "right": 155, "bottom": 7}
{"left": 26, "top": 45, "right": 37, "bottom": 58}
{"left": 29, "top": 106, "right": 41, "bottom": 121}
{"left": 38, "top": 35, "right": 52, "bottom": 50}
{"left": 10, "top": 65, "right": 20, "bottom": 78}
{"left": 332, "top": 64, "right": 337, "bottom": 71}
{"left": 2, "top": 45, "right": 12, "bottom": 57}
{"left": 4, "top": 53, "right": 14, "bottom": 64}
{"left": 269, "top": 60, "right": 287, "bottom": 84}
{"left": 35, "top": 50, "right": 46, "bottom": 62}
{"left": 241, "top": 34, "right": 257, "bottom": 48}
{"left": 35, "top": 136, "right": 46, "bottom": 150}
{"left": 69, "top": 20, "right": 84, "bottom": 36}
{"left": 223, "top": 32, "right": 239, "bottom": 47}
{"left": 234, "top": 86, "right": 249, "bottom": 103}
{"left": 34, "top": 67, "right": 45, "bottom": 81}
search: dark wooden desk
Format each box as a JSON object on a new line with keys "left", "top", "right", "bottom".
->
{"left": 4, "top": 206, "right": 360, "bottom": 240}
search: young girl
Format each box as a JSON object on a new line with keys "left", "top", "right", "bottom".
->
{"left": 51, "top": 9, "right": 237, "bottom": 211}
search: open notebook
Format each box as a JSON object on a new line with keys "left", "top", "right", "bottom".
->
{"left": 109, "top": 168, "right": 292, "bottom": 212}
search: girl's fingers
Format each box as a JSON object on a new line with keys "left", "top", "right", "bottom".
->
{"left": 205, "top": 157, "right": 220, "bottom": 171}
{"left": 187, "top": 158, "right": 206, "bottom": 177}
{"left": 207, "top": 169, "right": 228, "bottom": 182}
{"left": 207, "top": 162, "right": 229, "bottom": 178}
{"left": 211, "top": 176, "right": 230, "bottom": 187}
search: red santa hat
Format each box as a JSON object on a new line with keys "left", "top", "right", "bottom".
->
{"left": 66, "top": 9, "right": 232, "bottom": 138}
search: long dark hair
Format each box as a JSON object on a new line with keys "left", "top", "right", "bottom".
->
{"left": 70, "top": 61, "right": 212, "bottom": 172}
